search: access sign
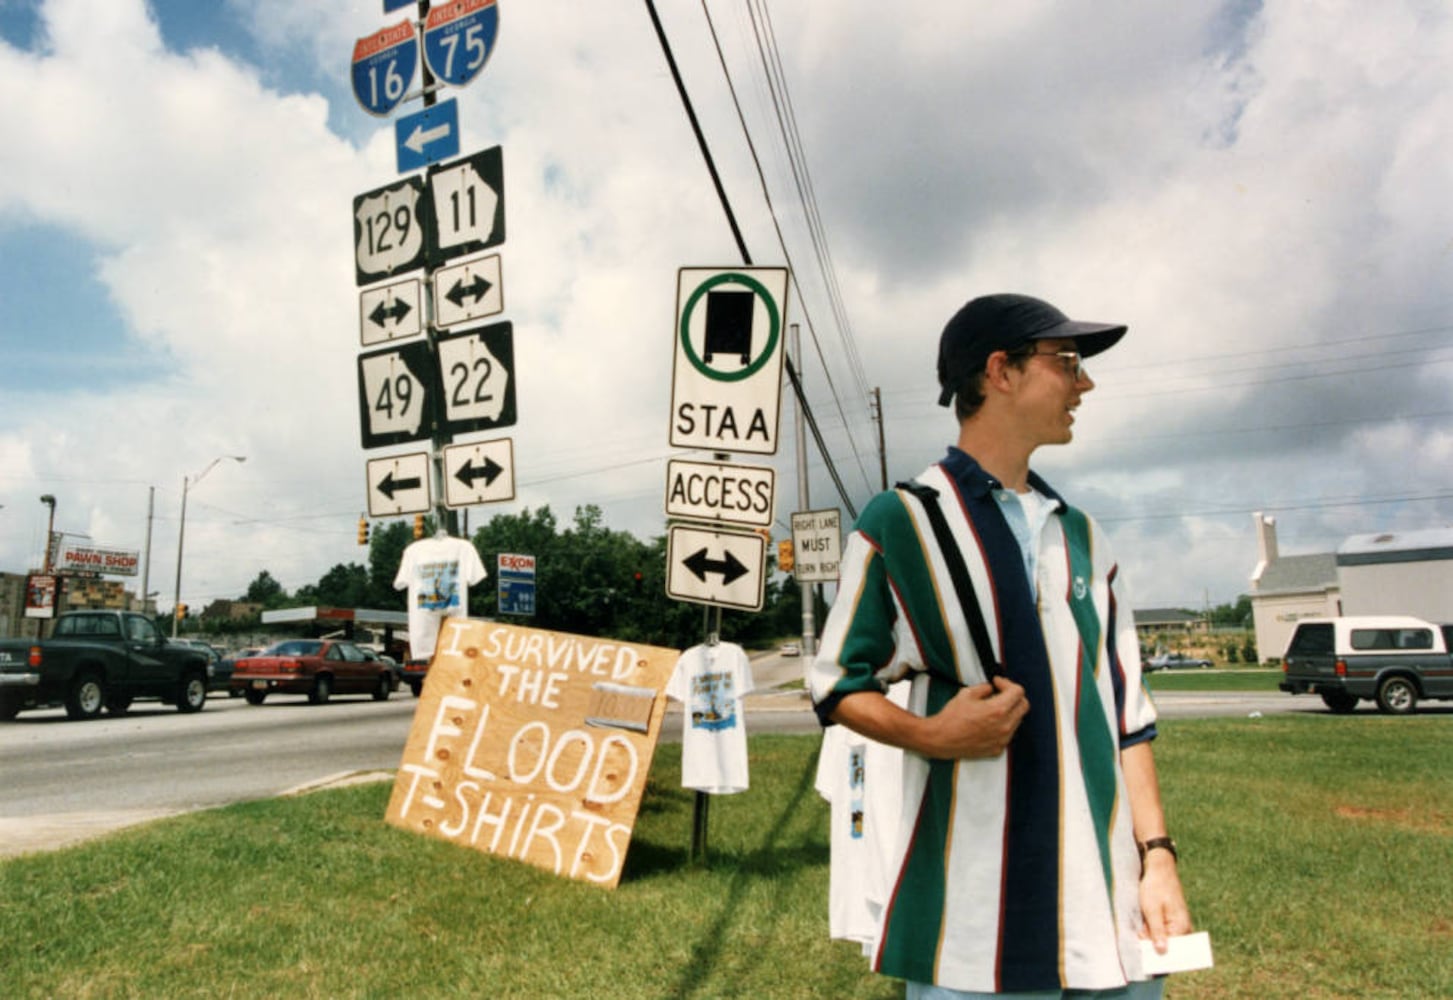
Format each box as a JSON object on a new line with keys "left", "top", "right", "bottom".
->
{"left": 669, "top": 267, "right": 789, "bottom": 456}
{"left": 352, "top": 20, "right": 417, "bottom": 117}
{"left": 422, "top": 0, "right": 499, "bottom": 88}
{"left": 664, "top": 458, "right": 775, "bottom": 529}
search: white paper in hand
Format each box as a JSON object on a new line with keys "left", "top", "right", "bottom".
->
{"left": 1139, "top": 931, "right": 1214, "bottom": 975}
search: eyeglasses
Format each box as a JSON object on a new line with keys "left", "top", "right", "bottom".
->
{"left": 1032, "top": 348, "right": 1087, "bottom": 380}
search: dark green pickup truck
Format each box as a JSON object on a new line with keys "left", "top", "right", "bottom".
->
{"left": 0, "top": 610, "right": 211, "bottom": 721}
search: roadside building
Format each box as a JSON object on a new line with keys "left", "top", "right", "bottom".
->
{"left": 1248, "top": 513, "right": 1453, "bottom": 661}
{"left": 1336, "top": 527, "right": 1453, "bottom": 623}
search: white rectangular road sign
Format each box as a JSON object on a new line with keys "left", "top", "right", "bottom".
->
{"left": 443, "top": 438, "right": 515, "bottom": 508}
{"left": 664, "top": 458, "right": 775, "bottom": 529}
{"left": 790, "top": 508, "right": 842, "bottom": 583}
{"left": 669, "top": 267, "right": 789, "bottom": 456}
{"left": 666, "top": 523, "right": 766, "bottom": 612}
{"left": 366, "top": 452, "right": 432, "bottom": 517}
{"left": 359, "top": 275, "right": 423, "bottom": 346}
{"left": 432, "top": 253, "right": 502, "bottom": 329}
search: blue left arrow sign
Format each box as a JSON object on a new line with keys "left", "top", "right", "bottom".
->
{"left": 394, "top": 98, "right": 460, "bottom": 174}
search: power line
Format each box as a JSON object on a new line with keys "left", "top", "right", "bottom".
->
{"left": 700, "top": 0, "right": 876, "bottom": 498}
{"left": 644, "top": 0, "right": 865, "bottom": 517}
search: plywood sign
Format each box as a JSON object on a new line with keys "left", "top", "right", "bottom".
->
{"left": 386, "top": 618, "right": 680, "bottom": 888}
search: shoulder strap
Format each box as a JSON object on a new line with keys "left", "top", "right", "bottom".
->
{"left": 896, "top": 480, "right": 1000, "bottom": 681}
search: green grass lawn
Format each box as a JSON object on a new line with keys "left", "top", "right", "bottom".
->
{"left": 1146, "top": 666, "right": 1285, "bottom": 693}
{"left": 2, "top": 719, "right": 1450, "bottom": 999}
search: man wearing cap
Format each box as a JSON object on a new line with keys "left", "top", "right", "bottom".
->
{"left": 808, "top": 294, "right": 1191, "bottom": 999}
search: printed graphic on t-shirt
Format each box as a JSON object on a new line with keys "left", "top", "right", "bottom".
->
{"left": 413, "top": 560, "right": 463, "bottom": 612}
{"left": 689, "top": 671, "right": 738, "bottom": 731}
{"left": 849, "top": 745, "right": 866, "bottom": 840}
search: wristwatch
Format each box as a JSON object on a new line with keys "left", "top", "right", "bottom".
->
{"left": 1137, "top": 836, "right": 1178, "bottom": 863}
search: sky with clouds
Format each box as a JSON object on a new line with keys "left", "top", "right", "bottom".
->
{"left": 1, "top": 0, "right": 1450, "bottom": 625}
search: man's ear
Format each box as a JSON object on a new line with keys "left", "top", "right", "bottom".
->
{"left": 982, "top": 350, "right": 1016, "bottom": 393}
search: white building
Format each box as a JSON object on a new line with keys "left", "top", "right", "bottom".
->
{"left": 1336, "top": 527, "right": 1453, "bottom": 622}
{"left": 1249, "top": 515, "right": 1453, "bottom": 660}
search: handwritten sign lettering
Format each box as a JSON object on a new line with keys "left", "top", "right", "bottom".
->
{"left": 386, "top": 620, "right": 679, "bottom": 888}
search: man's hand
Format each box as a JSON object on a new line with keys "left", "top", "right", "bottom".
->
{"left": 922, "top": 676, "right": 1029, "bottom": 759}
{"left": 828, "top": 676, "right": 1028, "bottom": 761}
{"left": 1139, "top": 852, "right": 1192, "bottom": 951}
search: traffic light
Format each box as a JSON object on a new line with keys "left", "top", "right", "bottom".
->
{"left": 175, "top": 603, "right": 188, "bottom": 620}
{"left": 413, "top": 514, "right": 426, "bottom": 540}
{"left": 777, "top": 539, "right": 794, "bottom": 573}
{"left": 357, "top": 515, "right": 370, "bottom": 546}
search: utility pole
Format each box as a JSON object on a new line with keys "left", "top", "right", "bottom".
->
{"left": 141, "top": 486, "right": 154, "bottom": 615}
{"left": 791, "top": 324, "right": 817, "bottom": 658}
{"left": 871, "top": 387, "right": 888, "bottom": 490}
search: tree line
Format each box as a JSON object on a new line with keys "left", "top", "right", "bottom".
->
{"left": 200, "top": 505, "right": 815, "bottom": 652}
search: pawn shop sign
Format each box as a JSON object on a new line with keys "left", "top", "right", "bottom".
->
{"left": 669, "top": 267, "right": 789, "bottom": 456}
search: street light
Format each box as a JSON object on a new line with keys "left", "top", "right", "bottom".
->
{"left": 172, "top": 456, "right": 245, "bottom": 637}
{"left": 39, "top": 495, "right": 56, "bottom": 572}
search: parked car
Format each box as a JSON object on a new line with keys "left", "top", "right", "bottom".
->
{"left": 170, "top": 638, "right": 231, "bottom": 692}
{"left": 1280, "top": 615, "right": 1453, "bottom": 715}
{"left": 230, "top": 639, "right": 395, "bottom": 705}
{"left": 0, "top": 611, "right": 209, "bottom": 720}
{"left": 1145, "top": 652, "right": 1213, "bottom": 671}
{"left": 216, "top": 647, "right": 263, "bottom": 697}
{"left": 359, "top": 646, "right": 403, "bottom": 688}
{"left": 779, "top": 642, "right": 801, "bottom": 657}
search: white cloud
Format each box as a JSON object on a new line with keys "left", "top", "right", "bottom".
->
{"left": 1, "top": 0, "right": 1451, "bottom": 618}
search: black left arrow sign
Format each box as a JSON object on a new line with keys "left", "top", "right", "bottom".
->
{"left": 683, "top": 547, "right": 749, "bottom": 586}
{"left": 368, "top": 297, "right": 413, "bottom": 328}
{"left": 377, "top": 471, "right": 423, "bottom": 499}
{"left": 446, "top": 274, "right": 493, "bottom": 309}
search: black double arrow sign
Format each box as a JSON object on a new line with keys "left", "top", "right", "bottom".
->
{"left": 446, "top": 274, "right": 494, "bottom": 310}
{"left": 368, "top": 296, "right": 413, "bottom": 328}
{"left": 455, "top": 456, "right": 504, "bottom": 490}
{"left": 683, "top": 547, "right": 749, "bottom": 586}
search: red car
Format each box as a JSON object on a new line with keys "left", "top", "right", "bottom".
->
{"left": 230, "top": 639, "right": 394, "bottom": 705}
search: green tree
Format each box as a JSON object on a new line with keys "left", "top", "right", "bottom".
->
{"left": 295, "top": 563, "right": 370, "bottom": 609}
{"left": 244, "top": 570, "right": 288, "bottom": 609}
{"left": 365, "top": 520, "right": 414, "bottom": 610}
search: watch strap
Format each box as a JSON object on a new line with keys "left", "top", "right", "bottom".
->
{"left": 1138, "top": 836, "right": 1179, "bottom": 863}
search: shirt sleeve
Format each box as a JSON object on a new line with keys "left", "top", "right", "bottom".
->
{"left": 393, "top": 545, "right": 413, "bottom": 590}
{"left": 1100, "top": 525, "right": 1158, "bottom": 746}
{"left": 808, "top": 525, "right": 903, "bottom": 726}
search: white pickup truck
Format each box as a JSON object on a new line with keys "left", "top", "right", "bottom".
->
{"left": 1279, "top": 615, "right": 1453, "bottom": 714}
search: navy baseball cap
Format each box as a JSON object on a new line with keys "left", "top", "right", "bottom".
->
{"left": 936, "top": 293, "right": 1127, "bottom": 406}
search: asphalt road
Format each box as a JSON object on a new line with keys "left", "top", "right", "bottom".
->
{"left": 0, "top": 657, "right": 1326, "bottom": 859}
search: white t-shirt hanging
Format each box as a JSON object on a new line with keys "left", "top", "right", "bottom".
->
{"left": 666, "top": 642, "right": 755, "bottom": 794}
{"left": 814, "top": 679, "right": 909, "bottom": 954}
{"left": 393, "top": 535, "right": 487, "bottom": 660}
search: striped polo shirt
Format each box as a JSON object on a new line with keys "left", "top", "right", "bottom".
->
{"left": 808, "top": 450, "right": 1159, "bottom": 993}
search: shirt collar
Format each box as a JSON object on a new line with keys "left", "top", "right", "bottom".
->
{"left": 940, "top": 446, "right": 1066, "bottom": 510}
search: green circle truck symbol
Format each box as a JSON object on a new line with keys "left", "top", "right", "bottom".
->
{"left": 678, "top": 272, "right": 781, "bottom": 382}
